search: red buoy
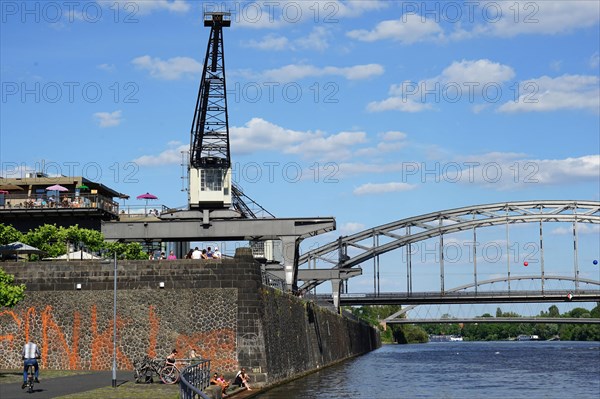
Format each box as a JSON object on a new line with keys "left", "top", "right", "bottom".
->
{"left": 523, "top": 261, "right": 528, "bottom": 266}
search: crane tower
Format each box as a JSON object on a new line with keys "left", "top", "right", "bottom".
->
{"left": 189, "top": 11, "right": 232, "bottom": 209}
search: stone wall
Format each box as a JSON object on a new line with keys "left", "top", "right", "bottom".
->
{"left": 0, "top": 250, "right": 379, "bottom": 385}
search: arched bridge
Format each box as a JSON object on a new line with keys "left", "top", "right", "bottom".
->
{"left": 295, "top": 200, "right": 600, "bottom": 310}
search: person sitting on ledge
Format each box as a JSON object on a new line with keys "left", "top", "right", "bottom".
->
{"left": 234, "top": 367, "right": 251, "bottom": 390}
{"left": 217, "top": 373, "right": 230, "bottom": 393}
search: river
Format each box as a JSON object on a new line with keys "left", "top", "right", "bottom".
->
{"left": 254, "top": 341, "right": 600, "bottom": 399}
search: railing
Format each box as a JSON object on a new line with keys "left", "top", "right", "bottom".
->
{"left": 117, "top": 204, "right": 172, "bottom": 218}
{"left": 262, "top": 270, "right": 285, "bottom": 291}
{"left": 179, "top": 359, "right": 211, "bottom": 399}
{"left": 0, "top": 193, "right": 119, "bottom": 215}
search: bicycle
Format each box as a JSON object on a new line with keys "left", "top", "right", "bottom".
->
{"left": 26, "top": 364, "right": 35, "bottom": 393}
{"left": 133, "top": 356, "right": 180, "bottom": 385}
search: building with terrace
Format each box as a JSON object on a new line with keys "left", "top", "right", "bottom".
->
{"left": 0, "top": 175, "right": 128, "bottom": 233}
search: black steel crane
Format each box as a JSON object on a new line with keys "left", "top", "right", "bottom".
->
{"left": 188, "top": 11, "right": 232, "bottom": 209}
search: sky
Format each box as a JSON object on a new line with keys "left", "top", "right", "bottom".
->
{"left": 1, "top": 1, "right": 599, "bottom": 307}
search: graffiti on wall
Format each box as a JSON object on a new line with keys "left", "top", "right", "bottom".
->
{"left": 0, "top": 304, "right": 237, "bottom": 371}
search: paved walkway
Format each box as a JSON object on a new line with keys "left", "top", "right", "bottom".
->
{"left": 0, "top": 371, "right": 131, "bottom": 399}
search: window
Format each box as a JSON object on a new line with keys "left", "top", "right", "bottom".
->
{"left": 201, "top": 169, "right": 223, "bottom": 192}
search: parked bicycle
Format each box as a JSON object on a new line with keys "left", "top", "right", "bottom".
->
{"left": 133, "top": 355, "right": 180, "bottom": 384}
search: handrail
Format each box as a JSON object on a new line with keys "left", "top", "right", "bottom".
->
{"left": 0, "top": 192, "right": 119, "bottom": 215}
{"left": 179, "top": 359, "right": 212, "bottom": 399}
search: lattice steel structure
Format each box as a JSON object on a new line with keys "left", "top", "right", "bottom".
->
{"left": 298, "top": 201, "right": 600, "bottom": 301}
{"left": 190, "top": 12, "right": 231, "bottom": 169}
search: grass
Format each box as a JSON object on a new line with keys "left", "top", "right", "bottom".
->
{"left": 56, "top": 383, "right": 179, "bottom": 399}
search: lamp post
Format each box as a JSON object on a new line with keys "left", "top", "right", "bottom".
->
{"left": 112, "top": 251, "right": 117, "bottom": 388}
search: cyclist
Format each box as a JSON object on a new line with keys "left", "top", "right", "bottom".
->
{"left": 22, "top": 341, "right": 41, "bottom": 389}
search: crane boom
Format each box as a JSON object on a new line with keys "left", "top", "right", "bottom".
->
{"left": 189, "top": 12, "right": 232, "bottom": 209}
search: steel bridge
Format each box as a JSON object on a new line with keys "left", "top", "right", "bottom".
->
{"left": 295, "top": 200, "right": 600, "bottom": 315}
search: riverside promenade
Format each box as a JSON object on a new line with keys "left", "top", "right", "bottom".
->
{"left": 0, "top": 370, "right": 173, "bottom": 399}
{"left": 0, "top": 370, "right": 260, "bottom": 399}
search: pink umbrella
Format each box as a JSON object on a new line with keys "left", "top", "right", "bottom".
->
{"left": 46, "top": 184, "right": 68, "bottom": 192}
{"left": 136, "top": 192, "right": 158, "bottom": 200}
{"left": 0, "top": 190, "right": 8, "bottom": 194}
{"left": 136, "top": 192, "right": 158, "bottom": 214}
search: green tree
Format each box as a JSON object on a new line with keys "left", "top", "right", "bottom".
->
{"left": 395, "top": 324, "right": 429, "bottom": 344}
{"left": 104, "top": 242, "right": 148, "bottom": 260}
{"left": 0, "top": 224, "right": 23, "bottom": 245}
{"left": 0, "top": 268, "right": 25, "bottom": 307}
{"left": 548, "top": 305, "right": 560, "bottom": 317}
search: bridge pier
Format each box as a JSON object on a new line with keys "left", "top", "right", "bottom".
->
{"left": 281, "top": 236, "right": 300, "bottom": 292}
{"left": 331, "top": 278, "right": 341, "bottom": 313}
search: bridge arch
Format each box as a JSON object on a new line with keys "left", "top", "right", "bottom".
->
{"left": 297, "top": 200, "right": 600, "bottom": 309}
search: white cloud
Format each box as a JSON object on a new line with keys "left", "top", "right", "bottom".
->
{"left": 245, "top": 27, "right": 332, "bottom": 52}
{"left": 295, "top": 27, "right": 332, "bottom": 51}
{"left": 235, "top": 0, "right": 387, "bottom": 29}
{"left": 231, "top": 117, "right": 366, "bottom": 160}
{"left": 347, "top": 13, "right": 443, "bottom": 43}
{"left": 367, "top": 96, "right": 433, "bottom": 113}
{"left": 498, "top": 74, "right": 600, "bottom": 113}
{"left": 97, "top": 63, "right": 116, "bottom": 72}
{"left": 261, "top": 63, "right": 384, "bottom": 82}
{"left": 135, "top": 118, "right": 371, "bottom": 165}
{"left": 590, "top": 52, "right": 600, "bottom": 69}
{"left": 100, "top": 0, "right": 191, "bottom": 14}
{"left": 434, "top": 59, "right": 515, "bottom": 86}
{"left": 244, "top": 34, "right": 290, "bottom": 51}
{"left": 369, "top": 59, "right": 514, "bottom": 113}
{"left": 452, "top": 153, "right": 600, "bottom": 190}
{"left": 479, "top": 1, "right": 600, "bottom": 37}
{"left": 353, "top": 182, "right": 416, "bottom": 195}
{"left": 339, "top": 222, "right": 366, "bottom": 235}
{"left": 380, "top": 131, "right": 407, "bottom": 141}
{"left": 131, "top": 55, "right": 201, "bottom": 80}
{"left": 93, "top": 110, "right": 122, "bottom": 128}
{"left": 551, "top": 224, "right": 600, "bottom": 235}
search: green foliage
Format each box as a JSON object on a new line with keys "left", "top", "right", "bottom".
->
{"left": 395, "top": 325, "right": 429, "bottom": 344}
{"left": 103, "top": 242, "right": 148, "bottom": 260}
{"left": 421, "top": 304, "right": 600, "bottom": 341}
{"left": 0, "top": 224, "right": 23, "bottom": 245}
{"left": 1, "top": 223, "right": 150, "bottom": 260}
{"left": 345, "top": 305, "right": 429, "bottom": 344}
{"left": 0, "top": 268, "right": 26, "bottom": 307}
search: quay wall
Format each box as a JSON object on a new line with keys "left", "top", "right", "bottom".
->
{"left": 0, "top": 249, "right": 380, "bottom": 384}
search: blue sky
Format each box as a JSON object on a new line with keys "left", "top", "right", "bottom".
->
{"left": 1, "top": 1, "right": 599, "bottom": 302}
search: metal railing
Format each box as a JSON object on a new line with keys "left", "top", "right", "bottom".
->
{"left": 262, "top": 270, "right": 286, "bottom": 291}
{"left": 0, "top": 193, "right": 119, "bottom": 215}
{"left": 179, "top": 359, "right": 211, "bottom": 399}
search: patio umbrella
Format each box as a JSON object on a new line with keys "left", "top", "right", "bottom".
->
{"left": 136, "top": 192, "right": 158, "bottom": 214}
{"left": 0, "top": 184, "right": 24, "bottom": 191}
{"left": 0, "top": 242, "right": 46, "bottom": 261}
{"left": 46, "top": 184, "right": 68, "bottom": 191}
{"left": 77, "top": 184, "right": 89, "bottom": 190}
{"left": 0, "top": 190, "right": 8, "bottom": 194}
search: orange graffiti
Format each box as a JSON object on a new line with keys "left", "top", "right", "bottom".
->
{"left": 147, "top": 305, "right": 158, "bottom": 358}
{"left": 41, "top": 306, "right": 81, "bottom": 369}
{"left": 175, "top": 329, "right": 237, "bottom": 372}
{"left": 0, "top": 310, "right": 21, "bottom": 345}
{"left": 24, "top": 307, "right": 37, "bottom": 343}
{"left": 90, "top": 305, "right": 132, "bottom": 370}
{"left": 1, "top": 303, "right": 239, "bottom": 372}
